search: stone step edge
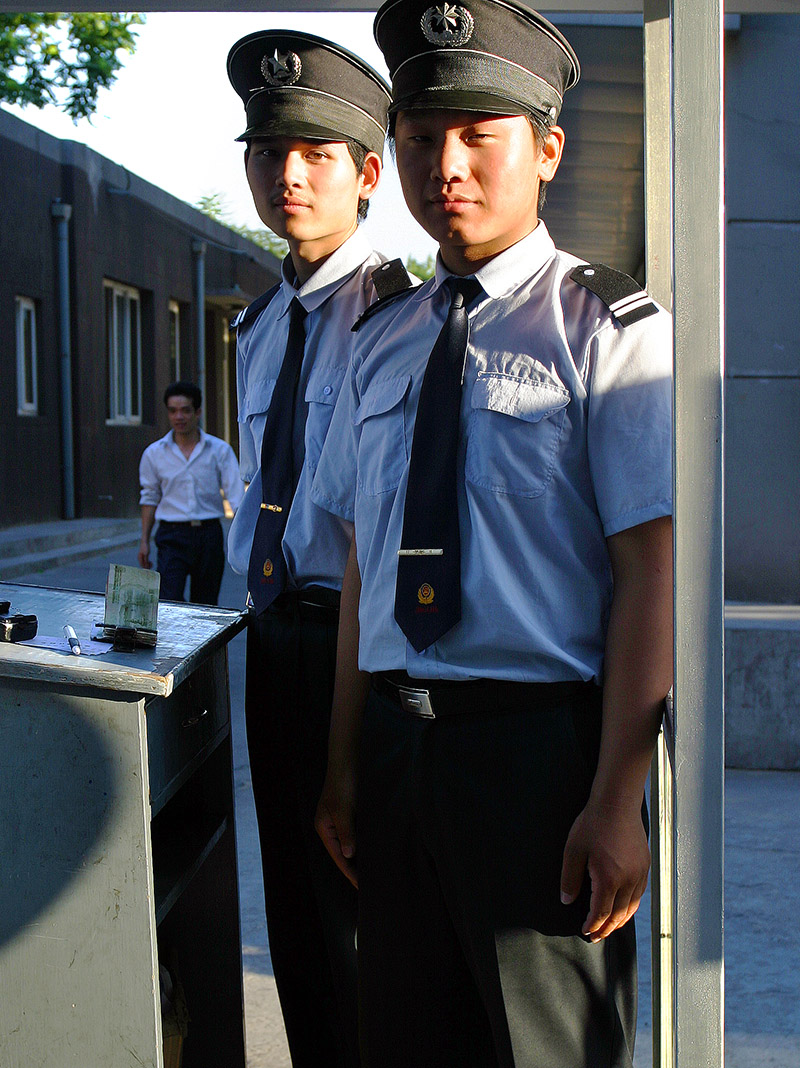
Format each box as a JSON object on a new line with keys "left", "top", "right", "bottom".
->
{"left": 0, "top": 532, "right": 141, "bottom": 581}
{"left": 0, "top": 520, "right": 140, "bottom": 561}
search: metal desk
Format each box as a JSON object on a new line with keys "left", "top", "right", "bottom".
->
{"left": 0, "top": 582, "right": 248, "bottom": 1068}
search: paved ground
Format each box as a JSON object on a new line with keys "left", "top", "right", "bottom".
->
{"left": 6, "top": 536, "right": 800, "bottom": 1067}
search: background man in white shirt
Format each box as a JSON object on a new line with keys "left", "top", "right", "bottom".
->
{"left": 138, "top": 380, "right": 243, "bottom": 605}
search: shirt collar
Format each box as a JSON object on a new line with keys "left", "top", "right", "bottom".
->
{"left": 161, "top": 428, "right": 205, "bottom": 452}
{"left": 276, "top": 229, "right": 375, "bottom": 318}
{"left": 430, "top": 222, "right": 557, "bottom": 301}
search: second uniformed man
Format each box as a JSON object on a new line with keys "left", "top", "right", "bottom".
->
{"left": 226, "top": 30, "right": 405, "bottom": 1068}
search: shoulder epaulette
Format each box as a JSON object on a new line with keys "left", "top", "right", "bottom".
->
{"left": 371, "top": 257, "right": 414, "bottom": 300}
{"left": 352, "top": 260, "right": 415, "bottom": 332}
{"left": 569, "top": 263, "right": 658, "bottom": 327}
{"left": 230, "top": 281, "right": 281, "bottom": 332}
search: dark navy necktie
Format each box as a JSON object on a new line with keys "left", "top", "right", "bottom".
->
{"left": 248, "top": 297, "right": 308, "bottom": 613}
{"left": 394, "top": 276, "right": 482, "bottom": 651}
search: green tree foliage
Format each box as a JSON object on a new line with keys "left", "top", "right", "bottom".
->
{"left": 0, "top": 12, "right": 143, "bottom": 121}
{"left": 196, "top": 192, "right": 289, "bottom": 260}
{"left": 406, "top": 253, "right": 435, "bottom": 280}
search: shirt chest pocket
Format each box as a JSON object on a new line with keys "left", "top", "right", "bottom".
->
{"left": 465, "top": 369, "right": 570, "bottom": 498}
{"left": 304, "top": 364, "right": 346, "bottom": 471}
{"left": 354, "top": 374, "right": 411, "bottom": 495}
{"left": 239, "top": 377, "right": 277, "bottom": 423}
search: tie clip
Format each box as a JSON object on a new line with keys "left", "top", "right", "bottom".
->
{"left": 261, "top": 503, "right": 283, "bottom": 512}
{"left": 397, "top": 548, "right": 443, "bottom": 556}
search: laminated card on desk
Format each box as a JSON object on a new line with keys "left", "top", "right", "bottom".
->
{"left": 97, "top": 564, "right": 160, "bottom": 649}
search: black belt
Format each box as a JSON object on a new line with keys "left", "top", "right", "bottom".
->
{"left": 372, "top": 671, "right": 592, "bottom": 720}
{"left": 252, "top": 585, "right": 341, "bottom": 623}
{"left": 159, "top": 517, "right": 220, "bottom": 528}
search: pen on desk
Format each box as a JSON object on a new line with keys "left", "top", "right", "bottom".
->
{"left": 64, "top": 624, "right": 81, "bottom": 655}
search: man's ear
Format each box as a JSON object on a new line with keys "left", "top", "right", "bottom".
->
{"left": 538, "top": 126, "right": 565, "bottom": 183}
{"left": 358, "top": 151, "right": 383, "bottom": 203}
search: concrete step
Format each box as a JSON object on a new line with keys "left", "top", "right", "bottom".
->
{"left": 0, "top": 518, "right": 140, "bottom": 561}
{"left": 0, "top": 520, "right": 140, "bottom": 581}
{"left": 725, "top": 602, "right": 800, "bottom": 770}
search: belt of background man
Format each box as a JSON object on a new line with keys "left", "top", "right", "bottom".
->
{"left": 250, "top": 585, "right": 341, "bottom": 624}
{"left": 372, "top": 670, "right": 593, "bottom": 721}
{"left": 158, "top": 517, "right": 221, "bottom": 528}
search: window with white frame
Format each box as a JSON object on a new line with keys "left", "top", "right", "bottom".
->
{"left": 15, "top": 296, "right": 38, "bottom": 416}
{"left": 168, "top": 299, "right": 181, "bottom": 382}
{"left": 104, "top": 280, "right": 142, "bottom": 424}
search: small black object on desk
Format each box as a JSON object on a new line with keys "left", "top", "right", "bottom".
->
{"left": 1, "top": 601, "right": 38, "bottom": 643}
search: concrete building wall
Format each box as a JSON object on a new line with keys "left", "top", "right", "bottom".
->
{"left": 0, "top": 121, "right": 68, "bottom": 527}
{"left": 725, "top": 15, "right": 800, "bottom": 603}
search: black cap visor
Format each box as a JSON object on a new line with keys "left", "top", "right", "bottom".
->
{"left": 389, "top": 52, "right": 563, "bottom": 123}
{"left": 236, "top": 87, "right": 386, "bottom": 154}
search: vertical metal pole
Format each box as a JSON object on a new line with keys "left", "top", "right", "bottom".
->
{"left": 671, "top": 2, "right": 725, "bottom": 1067}
{"left": 642, "top": 3, "right": 674, "bottom": 1065}
{"left": 192, "top": 239, "right": 207, "bottom": 405}
{"left": 643, "top": 0, "right": 673, "bottom": 312}
{"left": 51, "top": 200, "right": 76, "bottom": 520}
{"left": 221, "top": 316, "right": 232, "bottom": 445}
{"left": 651, "top": 706, "right": 675, "bottom": 1068}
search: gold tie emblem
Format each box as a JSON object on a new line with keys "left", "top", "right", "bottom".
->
{"left": 417, "top": 583, "right": 434, "bottom": 605}
{"left": 263, "top": 559, "right": 274, "bottom": 578}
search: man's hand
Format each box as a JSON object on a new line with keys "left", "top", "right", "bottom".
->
{"left": 315, "top": 533, "right": 368, "bottom": 890}
{"left": 560, "top": 516, "right": 672, "bottom": 942}
{"left": 315, "top": 764, "right": 358, "bottom": 888}
{"left": 139, "top": 506, "right": 156, "bottom": 569}
{"left": 560, "top": 796, "right": 650, "bottom": 941}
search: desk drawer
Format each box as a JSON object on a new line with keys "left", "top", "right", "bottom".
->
{"left": 146, "top": 653, "right": 228, "bottom": 812}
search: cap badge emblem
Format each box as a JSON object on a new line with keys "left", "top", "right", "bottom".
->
{"left": 261, "top": 48, "right": 302, "bottom": 87}
{"left": 263, "top": 558, "right": 274, "bottom": 578}
{"left": 417, "top": 583, "right": 435, "bottom": 605}
{"left": 421, "top": 4, "right": 474, "bottom": 47}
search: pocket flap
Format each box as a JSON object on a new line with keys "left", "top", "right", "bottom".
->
{"left": 472, "top": 370, "right": 570, "bottom": 424}
{"left": 354, "top": 374, "right": 411, "bottom": 425}
{"left": 305, "top": 364, "right": 346, "bottom": 406}
{"left": 239, "top": 376, "right": 277, "bottom": 421}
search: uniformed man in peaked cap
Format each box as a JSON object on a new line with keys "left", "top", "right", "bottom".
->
{"left": 313, "top": 2, "right": 673, "bottom": 1065}
{"left": 226, "top": 29, "right": 410, "bottom": 1068}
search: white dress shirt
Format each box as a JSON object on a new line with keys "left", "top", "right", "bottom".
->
{"left": 139, "top": 429, "right": 244, "bottom": 521}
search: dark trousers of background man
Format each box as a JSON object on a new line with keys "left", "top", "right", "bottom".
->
{"left": 356, "top": 682, "right": 638, "bottom": 1068}
{"left": 154, "top": 519, "right": 225, "bottom": 605}
{"left": 246, "top": 592, "right": 359, "bottom": 1068}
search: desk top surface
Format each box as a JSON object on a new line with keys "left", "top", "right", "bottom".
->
{"left": 0, "top": 583, "right": 247, "bottom": 696}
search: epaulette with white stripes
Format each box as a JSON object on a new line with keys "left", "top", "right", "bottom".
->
{"left": 229, "top": 281, "right": 281, "bottom": 332}
{"left": 569, "top": 264, "right": 658, "bottom": 327}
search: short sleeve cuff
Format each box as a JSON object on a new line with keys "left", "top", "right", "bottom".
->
{"left": 310, "top": 480, "right": 355, "bottom": 523}
{"left": 602, "top": 499, "right": 672, "bottom": 538}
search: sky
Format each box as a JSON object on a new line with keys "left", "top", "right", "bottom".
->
{"left": 1, "top": 11, "right": 438, "bottom": 264}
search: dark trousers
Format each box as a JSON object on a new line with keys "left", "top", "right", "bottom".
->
{"left": 246, "top": 592, "right": 359, "bottom": 1068}
{"left": 154, "top": 519, "right": 225, "bottom": 605}
{"left": 357, "top": 680, "right": 638, "bottom": 1068}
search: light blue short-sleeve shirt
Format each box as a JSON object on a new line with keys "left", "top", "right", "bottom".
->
{"left": 311, "top": 223, "right": 673, "bottom": 682}
{"left": 228, "top": 229, "right": 388, "bottom": 591}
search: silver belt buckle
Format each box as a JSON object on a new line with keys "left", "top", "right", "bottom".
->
{"left": 397, "top": 685, "right": 435, "bottom": 719}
